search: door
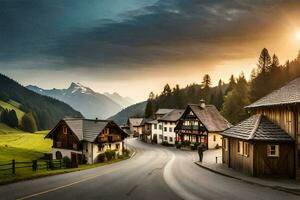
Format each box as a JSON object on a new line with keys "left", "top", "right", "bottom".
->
{"left": 71, "top": 152, "right": 79, "bottom": 168}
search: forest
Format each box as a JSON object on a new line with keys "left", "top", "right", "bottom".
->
{"left": 145, "top": 48, "right": 300, "bottom": 124}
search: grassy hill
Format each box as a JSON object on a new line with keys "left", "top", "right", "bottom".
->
{"left": 0, "top": 100, "right": 25, "bottom": 122}
{"left": 0, "top": 124, "right": 51, "bottom": 161}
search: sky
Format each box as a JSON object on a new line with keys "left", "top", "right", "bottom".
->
{"left": 1, "top": 0, "right": 300, "bottom": 101}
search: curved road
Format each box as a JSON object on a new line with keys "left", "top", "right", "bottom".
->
{"left": 0, "top": 139, "right": 299, "bottom": 200}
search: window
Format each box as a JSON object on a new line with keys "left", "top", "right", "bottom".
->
{"left": 116, "top": 144, "right": 120, "bottom": 149}
{"left": 169, "top": 127, "right": 172, "bottom": 132}
{"left": 267, "top": 145, "right": 279, "bottom": 157}
{"left": 109, "top": 144, "right": 111, "bottom": 149}
{"left": 86, "top": 144, "right": 89, "bottom": 152}
{"left": 238, "top": 141, "right": 243, "bottom": 155}
{"left": 213, "top": 135, "right": 216, "bottom": 142}
{"left": 63, "top": 126, "right": 67, "bottom": 134}
{"left": 56, "top": 141, "right": 62, "bottom": 148}
{"left": 159, "top": 125, "right": 162, "bottom": 130}
{"left": 243, "top": 142, "right": 249, "bottom": 157}
{"left": 55, "top": 151, "right": 62, "bottom": 160}
{"left": 159, "top": 134, "right": 163, "bottom": 139}
{"left": 164, "top": 136, "right": 168, "bottom": 141}
{"left": 154, "top": 124, "right": 157, "bottom": 129}
{"left": 98, "top": 144, "right": 104, "bottom": 152}
{"left": 169, "top": 137, "right": 173, "bottom": 142}
{"left": 164, "top": 127, "right": 167, "bottom": 132}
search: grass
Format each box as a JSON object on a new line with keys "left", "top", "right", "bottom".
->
{"left": 0, "top": 126, "right": 51, "bottom": 161}
{"left": 0, "top": 100, "right": 25, "bottom": 121}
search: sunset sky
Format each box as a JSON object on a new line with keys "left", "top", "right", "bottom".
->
{"left": 1, "top": 0, "right": 300, "bottom": 101}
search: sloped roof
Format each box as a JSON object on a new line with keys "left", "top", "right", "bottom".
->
{"left": 158, "top": 109, "right": 184, "bottom": 122}
{"left": 246, "top": 77, "right": 300, "bottom": 108}
{"left": 221, "top": 114, "right": 293, "bottom": 142}
{"left": 155, "top": 108, "right": 174, "bottom": 115}
{"left": 188, "top": 104, "right": 231, "bottom": 132}
{"left": 128, "top": 118, "right": 144, "bottom": 127}
{"left": 46, "top": 118, "right": 126, "bottom": 142}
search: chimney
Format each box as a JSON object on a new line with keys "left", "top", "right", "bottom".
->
{"left": 200, "top": 99, "right": 206, "bottom": 108}
{"left": 95, "top": 117, "right": 98, "bottom": 122}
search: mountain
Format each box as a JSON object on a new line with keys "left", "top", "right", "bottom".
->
{"left": 27, "top": 83, "right": 123, "bottom": 119}
{"left": 104, "top": 92, "right": 135, "bottom": 108}
{"left": 0, "top": 74, "right": 82, "bottom": 130}
{"left": 109, "top": 101, "right": 147, "bottom": 125}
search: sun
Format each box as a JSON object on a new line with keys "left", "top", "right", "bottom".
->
{"left": 295, "top": 31, "right": 300, "bottom": 40}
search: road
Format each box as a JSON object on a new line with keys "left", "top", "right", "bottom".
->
{"left": 0, "top": 138, "right": 299, "bottom": 200}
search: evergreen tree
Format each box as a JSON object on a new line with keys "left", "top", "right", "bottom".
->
{"left": 225, "top": 75, "right": 236, "bottom": 95}
{"left": 21, "top": 112, "right": 38, "bottom": 133}
{"left": 222, "top": 74, "right": 250, "bottom": 124}
{"left": 145, "top": 92, "right": 154, "bottom": 118}
{"left": 162, "top": 84, "right": 172, "bottom": 96}
{"left": 258, "top": 48, "right": 272, "bottom": 73}
{"left": 202, "top": 74, "right": 212, "bottom": 103}
{"left": 8, "top": 110, "right": 18, "bottom": 128}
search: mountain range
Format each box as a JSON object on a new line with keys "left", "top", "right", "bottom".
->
{"left": 26, "top": 83, "right": 135, "bottom": 119}
{"left": 0, "top": 74, "right": 82, "bottom": 130}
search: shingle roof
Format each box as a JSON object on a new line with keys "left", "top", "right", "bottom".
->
{"left": 128, "top": 118, "right": 144, "bottom": 126}
{"left": 46, "top": 118, "right": 126, "bottom": 142}
{"left": 158, "top": 109, "right": 184, "bottom": 122}
{"left": 221, "top": 114, "right": 293, "bottom": 142}
{"left": 246, "top": 77, "right": 300, "bottom": 108}
{"left": 188, "top": 104, "right": 231, "bottom": 132}
{"left": 155, "top": 108, "right": 174, "bottom": 115}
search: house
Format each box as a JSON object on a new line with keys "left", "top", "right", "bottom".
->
{"left": 223, "top": 77, "right": 300, "bottom": 179}
{"left": 155, "top": 109, "right": 184, "bottom": 144}
{"left": 45, "top": 118, "right": 127, "bottom": 165}
{"left": 140, "top": 119, "right": 156, "bottom": 143}
{"left": 127, "top": 118, "right": 144, "bottom": 137}
{"left": 221, "top": 114, "right": 294, "bottom": 178}
{"left": 175, "top": 101, "right": 231, "bottom": 149}
{"left": 155, "top": 108, "right": 174, "bottom": 119}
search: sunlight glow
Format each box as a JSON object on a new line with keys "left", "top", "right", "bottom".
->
{"left": 296, "top": 31, "right": 300, "bottom": 40}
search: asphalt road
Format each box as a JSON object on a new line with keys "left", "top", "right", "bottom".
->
{"left": 0, "top": 138, "right": 299, "bottom": 200}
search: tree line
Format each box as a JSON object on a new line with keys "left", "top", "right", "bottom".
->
{"left": 145, "top": 48, "right": 300, "bottom": 124}
{"left": 0, "top": 108, "right": 38, "bottom": 133}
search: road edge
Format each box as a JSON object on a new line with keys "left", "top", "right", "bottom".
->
{"left": 194, "top": 162, "right": 300, "bottom": 196}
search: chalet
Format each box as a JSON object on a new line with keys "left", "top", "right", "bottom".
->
{"left": 175, "top": 101, "right": 231, "bottom": 149}
{"left": 127, "top": 118, "right": 144, "bottom": 137}
{"left": 45, "top": 118, "right": 127, "bottom": 165}
{"left": 155, "top": 108, "right": 174, "bottom": 119}
{"left": 221, "top": 77, "right": 300, "bottom": 178}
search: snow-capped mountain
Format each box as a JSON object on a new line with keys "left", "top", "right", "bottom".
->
{"left": 26, "top": 83, "right": 133, "bottom": 119}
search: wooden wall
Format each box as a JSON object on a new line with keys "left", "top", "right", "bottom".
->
{"left": 53, "top": 122, "right": 80, "bottom": 150}
{"left": 253, "top": 142, "right": 294, "bottom": 178}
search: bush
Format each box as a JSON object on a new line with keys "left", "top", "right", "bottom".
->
{"left": 175, "top": 143, "right": 181, "bottom": 149}
{"left": 21, "top": 112, "right": 38, "bottom": 133}
{"left": 98, "top": 153, "right": 106, "bottom": 163}
{"left": 123, "top": 149, "right": 130, "bottom": 157}
{"left": 181, "top": 140, "right": 191, "bottom": 147}
{"left": 105, "top": 150, "right": 116, "bottom": 161}
{"left": 63, "top": 156, "right": 71, "bottom": 168}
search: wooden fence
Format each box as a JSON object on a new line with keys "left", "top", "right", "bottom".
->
{"left": 0, "top": 159, "right": 63, "bottom": 174}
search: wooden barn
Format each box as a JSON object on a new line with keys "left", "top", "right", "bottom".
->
{"left": 221, "top": 114, "right": 294, "bottom": 178}
{"left": 221, "top": 76, "right": 300, "bottom": 178}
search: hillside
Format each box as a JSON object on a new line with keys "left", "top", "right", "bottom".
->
{"left": 0, "top": 74, "right": 82, "bottom": 130}
{"left": 104, "top": 92, "right": 135, "bottom": 108}
{"left": 26, "top": 83, "right": 129, "bottom": 119}
{"left": 0, "top": 100, "right": 25, "bottom": 122}
{"left": 109, "top": 101, "right": 147, "bottom": 125}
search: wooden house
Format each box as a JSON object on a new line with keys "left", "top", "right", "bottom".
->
{"left": 221, "top": 77, "right": 300, "bottom": 178}
{"left": 221, "top": 114, "right": 294, "bottom": 178}
{"left": 45, "top": 118, "right": 127, "bottom": 164}
{"left": 175, "top": 102, "right": 231, "bottom": 149}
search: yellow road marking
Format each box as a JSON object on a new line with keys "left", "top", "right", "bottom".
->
{"left": 16, "top": 168, "right": 116, "bottom": 200}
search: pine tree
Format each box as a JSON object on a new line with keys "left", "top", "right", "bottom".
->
{"left": 21, "top": 112, "right": 38, "bottom": 133}
{"left": 222, "top": 74, "right": 250, "bottom": 124}
{"left": 225, "top": 75, "right": 236, "bottom": 95}
{"left": 8, "top": 110, "right": 18, "bottom": 128}
{"left": 258, "top": 48, "right": 272, "bottom": 73}
{"left": 202, "top": 74, "right": 211, "bottom": 89}
{"left": 145, "top": 92, "right": 154, "bottom": 118}
{"left": 162, "top": 84, "right": 172, "bottom": 96}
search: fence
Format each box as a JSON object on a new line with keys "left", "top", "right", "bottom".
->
{"left": 0, "top": 159, "right": 64, "bottom": 175}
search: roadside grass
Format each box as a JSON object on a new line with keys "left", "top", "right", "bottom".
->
{"left": 0, "top": 100, "right": 25, "bottom": 121}
{"left": 0, "top": 157, "right": 130, "bottom": 185}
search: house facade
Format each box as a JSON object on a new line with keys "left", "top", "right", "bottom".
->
{"left": 221, "top": 115, "right": 294, "bottom": 178}
{"left": 175, "top": 102, "right": 231, "bottom": 149}
{"left": 221, "top": 77, "right": 300, "bottom": 178}
{"left": 127, "top": 118, "right": 144, "bottom": 137}
{"left": 45, "top": 118, "right": 127, "bottom": 165}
